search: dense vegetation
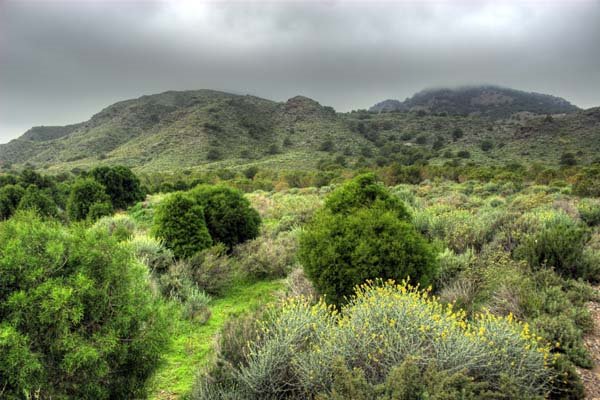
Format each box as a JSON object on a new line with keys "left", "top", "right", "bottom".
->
{"left": 0, "top": 212, "right": 170, "bottom": 399}
{"left": 1, "top": 125, "right": 600, "bottom": 398}
{"left": 299, "top": 174, "right": 437, "bottom": 305}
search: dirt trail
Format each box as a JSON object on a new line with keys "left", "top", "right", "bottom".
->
{"left": 578, "top": 285, "right": 600, "bottom": 400}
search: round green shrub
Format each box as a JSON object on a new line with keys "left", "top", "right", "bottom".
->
{"left": 190, "top": 185, "right": 261, "bottom": 249}
{"left": 67, "top": 178, "right": 111, "bottom": 221}
{"left": 299, "top": 206, "right": 437, "bottom": 305}
{"left": 515, "top": 214, "right": 589, "bottom": 280}
{"left": 153, "top": 192, "right": 212, "bottom": 258}
{"left": 324, "top": 173, "right": 410, "bottom": 219}
{"left": 0, "top": 212, "right": 170, "bottom": 398}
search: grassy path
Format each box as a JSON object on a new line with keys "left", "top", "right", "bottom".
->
{"left": 148, "top": 280, "right": 283, "bottom": 399}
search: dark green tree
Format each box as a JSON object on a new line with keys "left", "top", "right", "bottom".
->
{"left": 67, "top": 178, "right": 111, "bottom": 221}
{"left": 299, "top": 207, "right": 437, "bottom": 306}
{"left": 560, "top": 152, "right": 577, "bottom": 166}
{"left": 17, "top": 185, "right": 58, "bottom": 217}
{"left": 299, "top": 174, "right": 436, "bottom": 305}
{"left": 91, "top": 166, "right": 144, "bottom": 210}
{"left": 190, "top": 185, "right": 261, "bottom": 249}
{"left": 153, "top": 192, "right": 212, "bottom": 258}
{"left": 324, "top": 173, "right": 410, "bottom": 219}
{"left": 0, "top": 184, "right": 25, "bottom": 219}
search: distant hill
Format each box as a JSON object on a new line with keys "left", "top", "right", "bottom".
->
{"left": 1, "top": 88, "right": 598, "bottom": 173}
{"left": 0, "top": 90, "right": 359, "bottom": 172}
{"left": 370, "top": 86, "right": 579, "bottom": 118}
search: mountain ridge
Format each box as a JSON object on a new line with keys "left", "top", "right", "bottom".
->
{"left": 1, "top": 86, "right": 598, "bottom": 173}
{"left": 369, "top": 85, "right": 579, "bottom": 117}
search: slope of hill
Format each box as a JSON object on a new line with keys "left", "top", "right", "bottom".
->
{"left": 1, "top": 88, "right": 597, "bottom": 173}
{"left": 369, "top": 86, "right": 580, "bottom": 118}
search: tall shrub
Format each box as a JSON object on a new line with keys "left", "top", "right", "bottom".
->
{"left": 299, "top": 174, "right": 435, "bottom": 305}
{"left": 67, "top": 177, "right": 112, "bottom": 221}
{"left": 190, "top": 185, "right": 261, "bottom": 249}
{"left": 0, "top": 212, "right": 170, "bottom": 398}
{"left": 153, "top": 192, "right": 212, "bottom": 258}
{"left": 91, "top": 165, "right": 145, "bottom": 210}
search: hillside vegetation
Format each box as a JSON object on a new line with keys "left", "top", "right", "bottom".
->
{"left": 1, "top": 87, "right": 598, "bottom": 173}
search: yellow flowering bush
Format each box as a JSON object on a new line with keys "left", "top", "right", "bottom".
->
{"left": 197, "top": 281, "right": 553, "bottom": 399}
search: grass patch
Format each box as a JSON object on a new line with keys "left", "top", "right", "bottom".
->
{"left": 148, "top": 279, "right": 284, "bottom": 399}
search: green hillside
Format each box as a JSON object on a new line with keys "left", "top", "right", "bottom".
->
{"left": 1, "top": 88, "right": 598, "bottom": 173}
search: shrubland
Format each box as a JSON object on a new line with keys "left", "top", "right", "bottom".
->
{"left": 0, "top": 212, "right": 170, "bottom": 399}
{"left": 1, "top": 165, "right": 600, "bottom": 399}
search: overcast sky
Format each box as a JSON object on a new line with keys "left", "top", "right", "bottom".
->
{"left": 1, "top": 0, "right": 599, "bottom": 143}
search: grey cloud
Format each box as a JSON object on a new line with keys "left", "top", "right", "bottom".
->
{"left": 1, "top": 0, "right": 599, "bottom": 142}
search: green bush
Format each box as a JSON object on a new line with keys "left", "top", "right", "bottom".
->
{"left": 67, "top": 177, "right": 111, "bottom": 221}
{"left": 457, "top": 150, "right": 471, "bottom": 159}
{"left": 152, "top": 192, "right": 212, "bottom": 258}
{"left": 0, "top": 184, "right": 25, "bottom": 219}
{"left": 515, "top": 212, "right": 590, "bottom": 279}
{"left": 86, "top": 201, "right": 114, "bottom": 222}
{"left": 577, "top": 198, "right": 600, "bottom": 227}
{"left": 299, "top": 206, "right": 437, "bottom": 305}
{"left": 190, "top": 185, "right": 261, "bottom": 249}
{"left": 91, "top": 165, "right": 145, "bottom": 210}
{"left": 17, "top": 185, "right": 57, "bottom": 217}
{"left": 324, "top": 173, "right": 410, "bottom": 219}
{"left": 188, "top": 244, "right": 235, "bottom": 296}
{"left": 235, "top": 231, "right": 298, "bottom": 280}
{"left": 0, "top": 212, "right": 170, "bottom": 398}
{"left": 572, "top": 167, "right": 600, "bottom": 197}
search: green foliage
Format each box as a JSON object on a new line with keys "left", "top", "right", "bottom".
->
{"left": 457, "top": 150, "right": 471, "bottom": 159}
{"left": 300, "top": 207, "right": 436, "bottom": 305}
{"left": 323, "top": 173, "right": 409, "bottom": 219}
{"left": 0, "top": 184, "right": 25, "bottom": 219}
{"left": 190, "top": 184, "right": 261, "bottom": 249}
{"left": 560, "top": 152, "right": 577, "bottom": 166}
{"left": 572, "top": 167, "right": 600, "bottom": 197}
{"left": 91, "top": 165, "right": 145, "bottom": 209}
{"left": 188, "top": 244, "right": 236, "bottom": 296}
{"left": 193, "top": 281, "right": 552, "bottom": 399}
{"left": 93, "top": 214, "right": 137, "bottom": 241}
{"left": 577, "top": 198, "right": 600, "bottom": 226}
{"left": 207, "top": 148, "right": 223, "bottom": 161}
{"left": 0, "top": 323, "right": 43, "bottom": 399}
{"left": 86, "top": 201, "right": 113, "bottom": 221}
{"left": 515, "top": 212, "right": 590, "bottom": 279}
{"left": 129, "top": 233, "right": 175, "bottom": 273}
{"left": 235, "top": 231, "right": 298, "bottom": 280}
{"left": 17, "top": 185, "right": 57, "bottom": 217}
{"left": 66, "top": 177, "right": 111, "bottom": 221}
{"left": 0, "top": 212, "right": 170, "bottom": 399}
{"left": 153, "top": 192, "right": 212, "bottom": 258}
{"left": 452, "top": 128, "right": 464, "bottom": 141}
